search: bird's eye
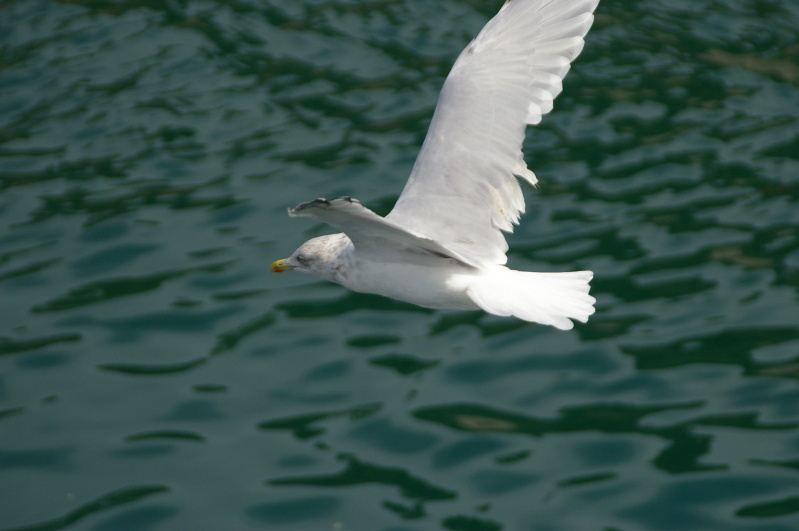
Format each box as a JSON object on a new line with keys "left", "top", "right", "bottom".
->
{"left": 296, "top": 255, "right": 308, "bottom": 265}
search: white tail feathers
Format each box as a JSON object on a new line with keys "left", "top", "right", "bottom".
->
{"left": 467, "top": 267, "right": 596, "bottom": 330}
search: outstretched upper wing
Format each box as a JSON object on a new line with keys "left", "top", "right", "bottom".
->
{"left": 290, "top": 197, "right": 477, "bottom": 267}
{"left": 386, "top": 0, "right": 599, "bottom": 266}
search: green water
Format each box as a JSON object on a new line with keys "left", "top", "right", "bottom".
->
{"left": 2, "top": 0, "right": 799, "bottom": 529}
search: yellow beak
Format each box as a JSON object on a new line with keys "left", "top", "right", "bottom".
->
{"left": 271, "top": 258, "right": 294, "bottom": 273}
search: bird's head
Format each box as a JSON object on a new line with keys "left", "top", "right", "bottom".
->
{"left": 271, "top": 234, "right": 348, "bottom": 282}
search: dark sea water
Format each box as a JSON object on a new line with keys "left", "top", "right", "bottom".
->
{"left": 2, "top": 0, "right": 799, "bottom": 529}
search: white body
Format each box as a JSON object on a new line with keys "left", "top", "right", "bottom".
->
{"left": 284, "top": 227, "right": 595, "bottom": 330}
{"left": 340, "top": 251, "right": 479, "bottom": 311}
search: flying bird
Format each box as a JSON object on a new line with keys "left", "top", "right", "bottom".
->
{"left": 272, "top": 0, "right": 598, "bottom": 330}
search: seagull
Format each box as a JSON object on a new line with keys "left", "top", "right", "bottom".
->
{"left": 272, "top": 0, "right": 598, "bottom": 330}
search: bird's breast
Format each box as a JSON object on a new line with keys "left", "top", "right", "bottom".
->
{"left": 337, "top": 258, "right": 478, "bottom": 311}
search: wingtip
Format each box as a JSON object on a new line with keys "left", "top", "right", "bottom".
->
{"left": 288, "top": 197, "right": 363, "bottom": 216}
{"left": 289, "top": 198, "right": 327, "bottom": 216}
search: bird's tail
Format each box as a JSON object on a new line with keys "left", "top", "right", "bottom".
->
{"left": 467, "top": 267, "right": 595, "bottom": 330}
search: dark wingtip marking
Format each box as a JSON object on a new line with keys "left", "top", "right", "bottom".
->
{"left": 292, "top": 198, "right": 329, "bottom": 212}
{"left": 329, "top": 196, "right": 359, "bottom": 205}
{"left": 289, "top": 197, "right": 364, "bottom": 216}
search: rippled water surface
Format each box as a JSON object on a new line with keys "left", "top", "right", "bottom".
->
{"left": 2, "top": 0, "right": 799, "bottom": 529}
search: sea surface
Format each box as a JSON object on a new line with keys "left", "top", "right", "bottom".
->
{"left": 2, "top": 0, "right": 799, "bottom": 530}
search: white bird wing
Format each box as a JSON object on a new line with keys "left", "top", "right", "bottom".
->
{"left": 386, "top": 0, "right": 599, "bottom": 266}
{"left": 289, "top": 197, "right": 477, "bottom": 267}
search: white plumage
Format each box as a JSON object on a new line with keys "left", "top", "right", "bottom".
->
{"left": 272, "top": 0, "right": 599, "bottom": 330}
